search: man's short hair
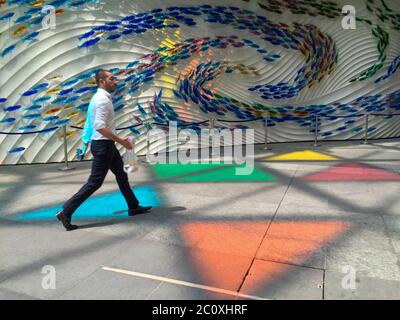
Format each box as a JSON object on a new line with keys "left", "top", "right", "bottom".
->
{"left": 95, "top": 69, "right": 110, "bottom": 85}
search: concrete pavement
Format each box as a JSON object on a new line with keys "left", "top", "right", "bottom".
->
{"left": 1, "top": 139, "right": 399, "bottom": 300}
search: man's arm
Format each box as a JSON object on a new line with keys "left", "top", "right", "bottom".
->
{"left": 93, "top": 97, "right": 133, "bottom": 150}
{"left": 97, "top": 128, "right": 133, "bottom": 150}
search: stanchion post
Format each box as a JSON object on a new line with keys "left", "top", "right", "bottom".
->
{"left": 313, "top": 113, "right": 320, "bottom": 147}
{"left": 210, "top": 117, "right": 216, "bottom": 156}
{"left": 144, "top": 125, "right": 151, "bottom": 163}
{"left": 59, "top": 125, "right": 75, "bottom": 171}
{"left": 363, "top": 114, "right": 369, "bottom": 145}
{"left": 263, "top": 114, "right": 271, "bottom": 150}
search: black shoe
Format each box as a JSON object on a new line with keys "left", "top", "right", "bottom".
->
{"left": 128, "top": 206, "right": 152, "bottom": 216}
{"left": 56, "top": 210, "right": 79, "bottom": 231}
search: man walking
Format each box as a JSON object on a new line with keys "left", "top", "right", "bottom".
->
{"left": 56, "top": 69, "right": 152, "bottom": 231}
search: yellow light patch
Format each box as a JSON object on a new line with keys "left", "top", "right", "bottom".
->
{"left": 265, "top": 150, "right": 339, "bottom": 161}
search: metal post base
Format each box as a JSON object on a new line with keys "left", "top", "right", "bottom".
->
{"left": 59, "top": 166, "right": 76, "bottom": 172}
{"left": 262, "top": 144, "right": 272, "bottom": 150}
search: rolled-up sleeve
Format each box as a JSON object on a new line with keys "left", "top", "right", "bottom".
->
{"left": 93, "top": 97, "right": 111, "bottom": 131}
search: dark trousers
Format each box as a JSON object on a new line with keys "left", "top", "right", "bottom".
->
{"left": 63, "top": 140, "right": 139, "bottom": 217}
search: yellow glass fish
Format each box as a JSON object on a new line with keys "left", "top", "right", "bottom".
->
{"left": 12, "top": 25, "right": 28, "bottom": 38}
{"left": 30, "top": 0, "right": 45, "bottom": 7}
{"left": 63, "top": 104, "right": 74, "bottom": 110}
{"left": 58, "top": 131, "right": 76, "bottom": 140}
{"left": 75, "top": 119, "right": 86, "bottom": 127}
{"left": 67, "top": 111, "right": 80, "bottom": 119}
{"left": 46, "top": 75, "right": 63, "bottom": 82}
{"left": 46, "top": 87, "right": 61, "bottom": 94}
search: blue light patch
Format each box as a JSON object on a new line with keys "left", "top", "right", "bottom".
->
{"left": 13, "top": 185, "right": 161, "bottom": 221}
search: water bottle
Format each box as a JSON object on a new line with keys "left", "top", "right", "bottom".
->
{"left": 123, "top": 137, "right": 138, "bottom": 174}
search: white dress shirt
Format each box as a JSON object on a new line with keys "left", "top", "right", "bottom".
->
{"left": 89, "top": 88, "right": 116, "bottom": 141}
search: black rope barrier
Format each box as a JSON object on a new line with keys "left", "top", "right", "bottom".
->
{"left": 320, "top": 114, "right": 365, "bottom": 119}
{"left": 1, "top": 113, "right": 399, "bottom": 136}
{"left": 70, "top": 123, "right": 142, "bottom": 131}
{"left": 216, "top": 117, "right": 264, "bottom": 123}
{"left": 371, "top": 113, "right": 400, "bottom": 116}
{"left": 0, "top": 127, "right": 59, "bottom": 135}
{"left": 153, "top": 120, "right": 210, "bottom": 127}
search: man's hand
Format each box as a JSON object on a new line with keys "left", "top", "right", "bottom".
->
{"left": 122, "top": 137, "right": 134, "bottom": 150}
{"left": 97, "top": 128, "right": 134, "bottom": 150}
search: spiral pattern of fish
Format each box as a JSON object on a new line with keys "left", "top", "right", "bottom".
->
{"left": 0, "top": 0, "right": 399, "bottom": 164}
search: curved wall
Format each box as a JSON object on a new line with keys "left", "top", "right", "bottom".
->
{"left": 0, "top": 0, "right": 399, "bottom": 164}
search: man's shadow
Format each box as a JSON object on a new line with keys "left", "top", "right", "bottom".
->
{"left": 77, "top": 206, "right": 187, "bottom": 230}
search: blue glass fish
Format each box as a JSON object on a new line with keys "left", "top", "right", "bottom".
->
{"left": 22, "top": 31, "right": 39, "bottom": 42}
{"left": 32, "top": 83, "right": 49, "bottom": 91}
{"left": 28, "top": 16, "right": 44, "bottom": 27}
{"left": 25, "top": 105, "right": 42, "bottom": 111}
{"left": 0, "top": 12, "right": 15, "bottom": 21}
{"left": 62, "top": 78, "right": 80, "bottom": 87}
{"left": 22, "top": 89, "right": 38, "bottom": 97}
{"left": 1, "top": 44, "right": 17, "bottom": 58}
{"left": 15, "top": 14, "right": 32, "bottom": 24}
{"left": 8, "top": 147, "right": 26, "bottom": 154}
{"left": 33, "top": 96, "right": 51, "bottom": 104}
{"left": 18, "top": 125, "right": 37, "bottom": 130}
{"left": 4, "top": 105, "right": 22, "bottom": 112}
{"left": 79, "top": 37, "right": 101, "bottom": 48}
{"left": 54, "top": 119, "right": 70, "bottom": 126}
{"left": 58, "top": 88, "right": 74, "bottom": 96}
{"left": 44, "top": 116, "right": 59, "bottom": 122}
{"left": 1, "top": 117, "right": 16, "bottom": 123}
{"left": 23, "top": 113, "right": 41, "bottom": 120}
{"left": 79, "top": 31, "right": 96, "bottom": 41}
{"left": 75, "top": 86, "right": 94, "bottom": 94}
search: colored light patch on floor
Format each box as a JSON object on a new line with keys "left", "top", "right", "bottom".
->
{"left": 152, "top": 163, "right": 275, "bottom": 182}
{"left": 180, "top": 220, "right": 349, "bottom": 298}
{"left": 304, "top": 163, "right": 400, "bottom": 181}
{"left": 13, "top": 185, "right": 160, "bottom": 221}
{"left": 265, "top": 150, "right": 339, "bottom": 161}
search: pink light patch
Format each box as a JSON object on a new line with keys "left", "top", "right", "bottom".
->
{"left": 305, "top": 163, "right": 400, "bottom": 181}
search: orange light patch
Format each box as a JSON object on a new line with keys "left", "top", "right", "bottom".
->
{"left": 180, "top": 222, "right": 268, "bottom": 257}
{"left": 256, "top": 221, "right": 350, "bottom": 264}
{"left": 180, "top": 220, "right": 349, "bottom": 297}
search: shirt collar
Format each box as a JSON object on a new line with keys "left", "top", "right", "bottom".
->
{"left": 97, "top": 88, "right": 112, "bottom": 99}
